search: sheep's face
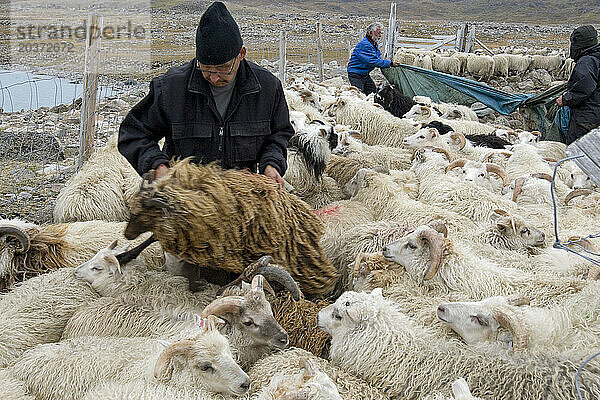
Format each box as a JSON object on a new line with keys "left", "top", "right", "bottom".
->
{"left": 264, "top": 359, "right": 342, "bottom": 400}
{"left": 237, "top": 282, "right": 289, "bottom": 349}
{"left": 125, "top": 182, "right": 169, "bottom": 240}
{"left": 460, "top": 162, "right": 488, "bottom": 184}
{"left": 344, "top": 168, "right": 371, "bottom": 198}
{"left": 382, "top": 229, "right": 427, "bottom": 272}
{"left": 490, "top": 213, "right": 546, "bottom": 248}
{"left": 516, "top": 131, "right": 540, "bottom": 144}
{"left": 317, "top": 289, "right": 382, "bottom": 335}
{"left": 382, "top": 225, "right": 446, "bottom": 283}
{"left": 164, "top": 329, "right": 250, "bottom": 395}
{"left": 403, "top": 104, "right": 431, "bottom": 120}
{"left": 331, "top": 130, "right": 362, "bottom": 156}
{"left": 571, "top": 172, "right": 595, "bottom": 190}
{"left": 436, "top": 298, "right": 504, "bottom": 344}
{"left": 402, "top": 127, "right": 439, "bottom": 148}
{"left": 74, "top": 242, "right": 124, "bottom": 284}
{"left": 289, "top": 110, "right": 308, "bottom": 132}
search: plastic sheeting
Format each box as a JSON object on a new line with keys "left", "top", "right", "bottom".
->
{"left": 382, "top": 65, "right": 530, "bottom": 115}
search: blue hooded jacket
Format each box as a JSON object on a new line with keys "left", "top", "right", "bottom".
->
{"left": 347, "top": 36, "right": 391, "bottom": 76}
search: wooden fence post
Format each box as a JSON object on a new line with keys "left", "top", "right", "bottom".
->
{"left": 385, "top": 2, "right": 396, "bottom": 58}
{"left": 278, "top": 30, "right": 286, "bottom": 83}
{"left": 316, "top": 21, "right": 324, "bottom": 82}
{"left": 78, "top": 13, "right": 103, "bottom": 170}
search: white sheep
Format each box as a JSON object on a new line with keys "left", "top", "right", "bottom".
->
{"left": 424, "top": 378, "right": 484, "bottom": 400}
{"left": 0, "top": 267, "right": 98, "bottom": 368}
{"left": 247, "top": 347, "right": 388, "bottom": 400}
{"left": 506, "top": 54, "right": 532, "bottom": 75}
{"left": 82, "top": 380, "right": 231, "bottom": 400}
{"left": 529, "top": 55, "right": 563, "bottom": 75}
{"left": 466, "top": 54, "right": 495, "bottom": 81}
{"left": 445, "top": 159, "right": 506, "bottom": 193}
{"left": 344, "top": 164, "right": 480, "bottom": 242}
{"left": 0, "top": 218, "right": 164, "bottom": 290}
{"left": 411, "top": 147, "right": 516, "bottom": 223}
{"left": 325, "top": 96, "right": 421, "bottom": 148}
{"left": 10, "top": 316, "right": 250, "bottom": 400}
{"left": 53, "top": 133, "right": 142, "bottom": 223}
{"left": 0, "top": 368, "right": 35, "bottom": 400}
{"left": 73, "top": 242, "right": 217, "bottom": 313}
{"left": 334, "top": 130, "right": 414, "bottom": 171}
{"left": 284, "top": 89, "right": 323, "bottom": 121}
{"left": 382, "top": 223, "right": 588, "bottom": 306}
{"left": 436, "top": 283, "right": 600, "bottom": 353}
{"left": 61, "top": 296, "right": 203, "bottom": 341}
{"left": 492, "top": 54, "right": 509, "bottom": 77}
{"left": 317, "top": 288, "right": 600, "bottom": 399}
{"left": 432, "top": 55, "right": 461, "bottom": 76}
{"left": 253, "top": 357, "right": 342, "bottom": 400}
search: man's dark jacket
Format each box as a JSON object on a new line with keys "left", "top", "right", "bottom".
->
{"left": 563, "top": 46, "right": 600, "bottom": 144}
{"left": 118, "top": 59, "right": 293, "bottom": 176}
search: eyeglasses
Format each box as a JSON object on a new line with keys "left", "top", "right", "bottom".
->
{"left": 197, "top": 57, "right": 237, "bottom": 75}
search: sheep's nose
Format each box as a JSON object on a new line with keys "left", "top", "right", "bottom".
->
{"left": 278, "top": 334, "right": 289, "bottom": 347}
{"left": 437, "top": 305, "right": 446, "bottom": 314}
{"left": 240, "top": 380, "right": 250, "bottom": 391}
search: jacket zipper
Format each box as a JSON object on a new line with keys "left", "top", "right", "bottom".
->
{"left": 219, "top": 126, "right": 224, "bottom": 152}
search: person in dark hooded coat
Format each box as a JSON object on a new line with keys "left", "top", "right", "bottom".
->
{"left": 557, "top": 25, "right": 600, "bottom": 144}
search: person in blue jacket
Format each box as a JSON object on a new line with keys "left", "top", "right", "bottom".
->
{"left": 347, "top": 22, "right": 398, "bottom": 95}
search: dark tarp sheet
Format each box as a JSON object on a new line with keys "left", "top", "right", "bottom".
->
{"left": 382, "top": 65, "right": 568, "bottom": 141}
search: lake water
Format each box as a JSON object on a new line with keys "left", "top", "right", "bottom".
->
{"left": 0, "top": 69, "right": 119, "bottom": 113}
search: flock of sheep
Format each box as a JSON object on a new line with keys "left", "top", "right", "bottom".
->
{"left": 392, "top": 46, "right": 573, "bottom": 82}
{"left": 1, "top": 49, "right": 600, "bottom": 400}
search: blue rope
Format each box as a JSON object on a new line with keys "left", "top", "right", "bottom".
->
{"left": 576, "top": 351, "right": 600, "bottom": 400}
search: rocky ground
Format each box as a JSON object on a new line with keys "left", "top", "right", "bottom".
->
{"left": 0, "top": 0, "right": 577, "bottom": 223}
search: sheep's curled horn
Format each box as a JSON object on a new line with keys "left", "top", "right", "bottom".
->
{"left": 250, "top": 264, "right": 302, "bottom": 301}
{"left": 564, "top": 188, "right": 594, "bottom": 205}
{"left": 493, "top": 308, "right": 529, "bottom": 352}
{"left": 201, "top": 296, "right": 246, "bottom": 319}
{"left": 511, "top": 177, "right": 526, "bottom": 203}
{"left": 216, "top": 255, "right": 302, "bottom": 301}
{"left": 419, "top": 225, "right": 447, "bottom": 281}
{"left": 480, "top": 151, "right": 513, "bottom": 163}
{"left": 485, "top": 163, "right": 507, "bottom": 184}
{"left": 445, "top": 158, "right": 467, "bottom": 173}
{"left": 530, "top": 173, "right": 553, "bottom": 182}
{"left": 450, "top": 132, "right": 467, "bottom": 151}
{"left": 0, "top": 225, "right": 30, "bottom": 253}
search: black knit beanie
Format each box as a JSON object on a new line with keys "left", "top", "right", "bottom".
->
{"left": 196, "top": 2, "right": 243, "bottom": 65}
{"left": 570, "top": 25, "right": 598, "bottom": 59}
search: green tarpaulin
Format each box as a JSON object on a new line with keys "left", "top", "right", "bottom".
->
{"left": 382, "top": 65, "right": 567, "bottom": 142}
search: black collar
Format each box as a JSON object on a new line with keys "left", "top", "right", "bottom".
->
{"left": 187, "top": 58, "right": 261, "bottom": 96}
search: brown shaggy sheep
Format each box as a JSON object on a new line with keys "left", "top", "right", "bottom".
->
{"left": 124, "top": 159, "right": 339, "bottom": 297}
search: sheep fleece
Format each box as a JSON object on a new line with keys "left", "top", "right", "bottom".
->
{"left": 129, "top": 160, "right": 339, "bottom": 296}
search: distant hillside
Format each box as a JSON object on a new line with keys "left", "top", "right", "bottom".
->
{"left": 228, "top": 0, "right": 600, "bottom": 24}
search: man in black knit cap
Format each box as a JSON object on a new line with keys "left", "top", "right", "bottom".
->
{"left": 118, "top": 1, "right": 293, "bottom": 186}
{"left": 557, "top": 25, "right": 600, "bottom": 144}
